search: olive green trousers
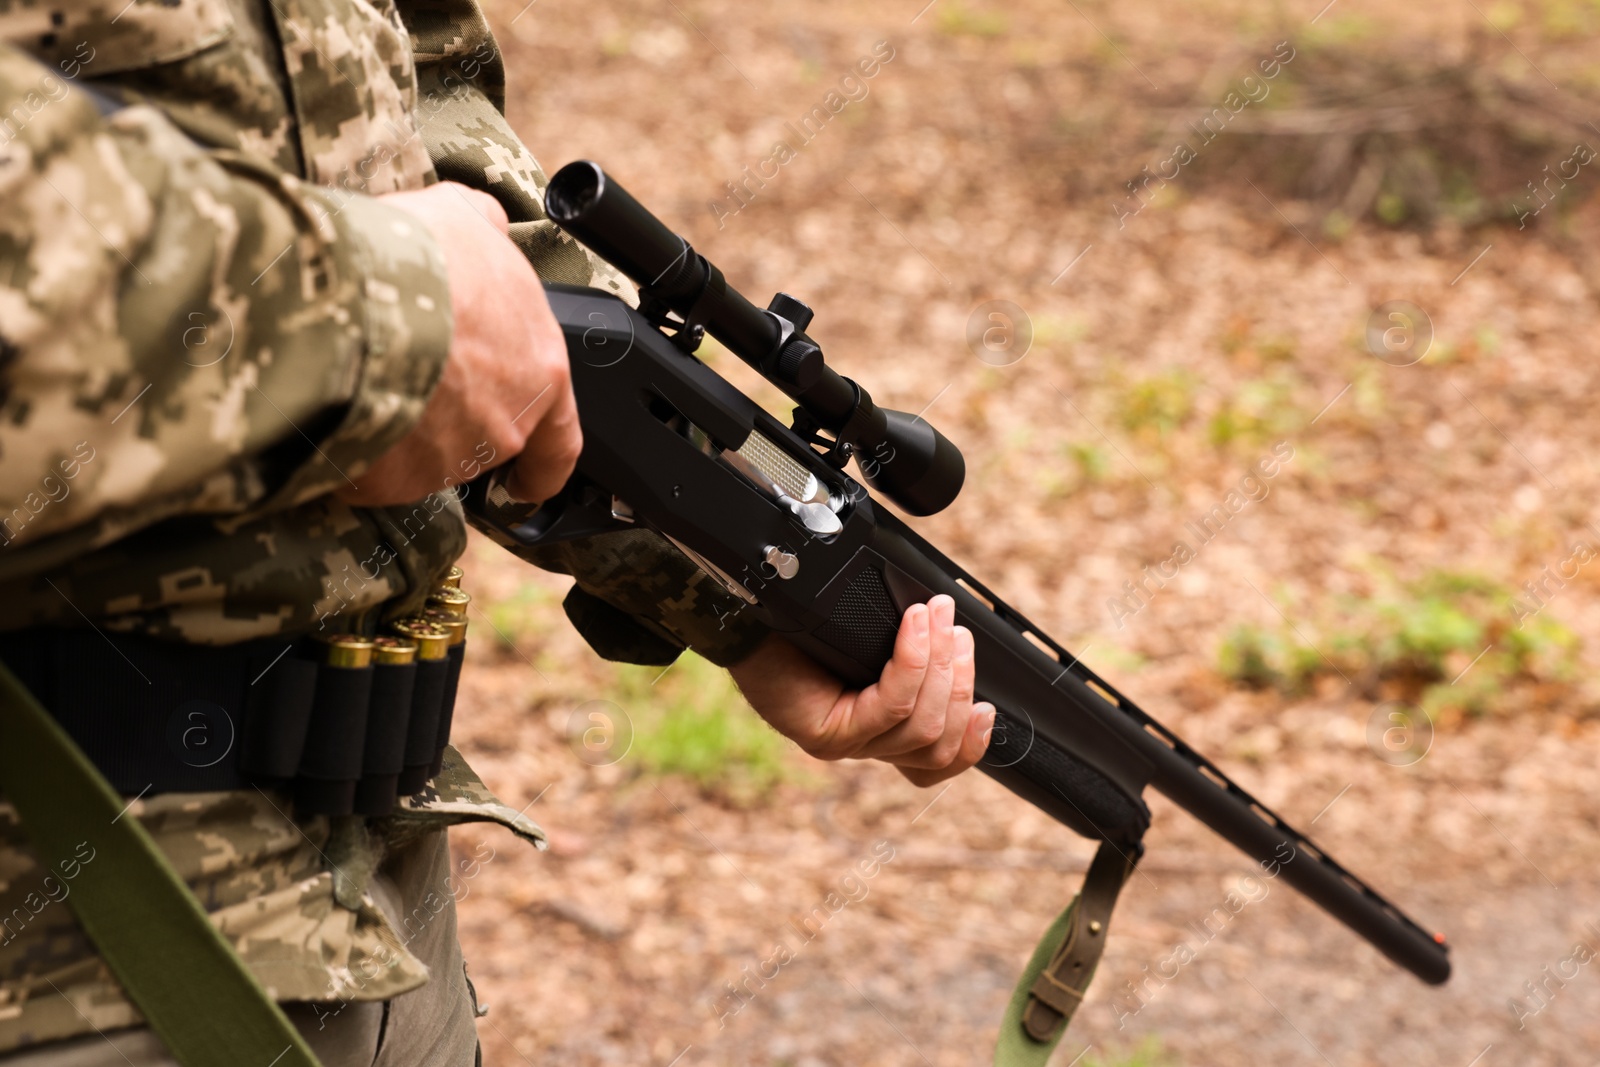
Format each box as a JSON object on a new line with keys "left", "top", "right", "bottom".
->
{"left": 0, "top": 830, "right": 482, "bottom": 1067}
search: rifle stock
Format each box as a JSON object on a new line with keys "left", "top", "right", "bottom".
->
{"left": 465, "top": 162, "right": 1451, "bottom": 989}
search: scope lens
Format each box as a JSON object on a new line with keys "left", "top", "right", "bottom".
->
{"left": 547, "top": 161, "right": 603, "bottom": 223}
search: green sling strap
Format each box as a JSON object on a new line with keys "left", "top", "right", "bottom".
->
{"left": 995, "top": 840, "right": 1142, "bottom": 1067}
{"left": 0, "top": 661, "right": 324, "bottom": 1067}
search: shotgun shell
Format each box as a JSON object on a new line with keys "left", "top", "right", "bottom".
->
{"left": 426, "top": 587, "right": 470, "bottom": 619}
{"left": 419, "top": 608, "right": 468, "bottom": 646}
{"left": 389, "top": 619, "right": 451, "bottom": 661}
{"left": 317, "top": 634, "right": 375, "bottom": 669}
{"left": 372, "top": 635, "right": 418, "bottom": 665}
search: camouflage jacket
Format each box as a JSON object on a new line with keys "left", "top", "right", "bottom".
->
{"left": 0, "top": 0, "right": 767, "bottom": 1050}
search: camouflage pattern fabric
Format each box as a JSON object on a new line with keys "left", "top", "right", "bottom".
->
{"left": 382, "top": 744, "right": 546, "bottom": 853}
{"left": 0, "top": 0, "right": 455, "bottom": 633}
{"left": 0, "top": 0, "right": 767, "bottom": 1051}
{"left": 0, "top": 0, "right": 637, "bottom": 637}
{"left": 477, "top": 523, "right": 774, "bottom": 668}
{"left": 0, "top": 748, "right": 536, "bottom": 1050}
{"left": 0, "top": 828, "right": 484, "bottom": 1066}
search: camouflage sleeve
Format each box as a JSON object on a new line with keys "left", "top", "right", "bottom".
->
{"left": 398, "top": 0, "right": 773, "bottom": 667}
{"left": 399, "top": 0, "right": 632, "bottom": 292}
{"left": 0, "top": 45, "right": 453, "bottom": 556}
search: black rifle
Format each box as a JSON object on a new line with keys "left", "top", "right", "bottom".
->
{"left": 466, "top": 162, "right": 1450, "bottom": 1027}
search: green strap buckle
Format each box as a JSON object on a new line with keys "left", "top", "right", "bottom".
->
{"left": 995, "top": 839, "right": 1142, "bottom": 1067}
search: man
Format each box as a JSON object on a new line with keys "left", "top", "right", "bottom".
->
{"left": 0, "top": 0, "right": 995, "bottom": 1062}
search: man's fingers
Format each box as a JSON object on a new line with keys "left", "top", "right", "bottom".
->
{"left": 949, "top": 623, "right": 976, "bottom": 707}
{"left": 730, "top": 594, "right": 994, "bottom": 791}
{"left": 896, "top": 701, "right": 995, "bottom": 787}
{"left": 851, "top": 601, "right": 931, "bottom": 726}
{"left": 501, "top": 289, "right": 580, "bottom": 504}
{"left": 865, "top": 622, "right": 973, "bottom": 767}
{"left": 852, "top": 598, "right": 962, "bottom": 761}
{"left": 798, "top": 602, "right": 929, "bottom": 759}
{"left": 505, "top": 373, "right": 581, "bottom": 503}
{"left": 358, "top": 182, "right": 569, "bottom": 508}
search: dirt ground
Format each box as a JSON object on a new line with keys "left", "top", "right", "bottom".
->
{"left": 448, "top": 0, "right": 1600, "bottom": 1063}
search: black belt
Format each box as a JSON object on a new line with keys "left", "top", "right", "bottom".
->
{"left": 0, "top": 623, "right": 465, "bottom": 818}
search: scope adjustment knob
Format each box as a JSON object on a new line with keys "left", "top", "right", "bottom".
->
{"left": 767, "top": 292, "right": 815, "bottom": 332}
{"left": 776, "top": 337, "right": 823, "bottom": 390}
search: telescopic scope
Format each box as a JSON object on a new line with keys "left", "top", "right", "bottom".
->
{"left": 545, "top": 160, "right": 965, "bottom": 516}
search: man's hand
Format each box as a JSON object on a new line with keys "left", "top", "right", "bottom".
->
{"left": 728, "top": 594, "right": 995, "bottom": 786}
{"left": 337, "top": 182, "right": 579, "bottom": 507}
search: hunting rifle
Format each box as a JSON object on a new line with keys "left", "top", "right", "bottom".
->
{"left": 466, "top": 161, "right": 1449, "bottom": 1049}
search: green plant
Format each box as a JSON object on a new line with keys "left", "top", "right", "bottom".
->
{"left": 1375, "top": 189, "right": 1409, "bottom": 224}
{"left": 1085, "top": 1037, "right": 1175, "bottom": 1067}
{"left": 1207, "top": 374, "right": 1300, "bottom": 449}
{"left": 1113, "top": 368, "right": 1196, "bottom": 441}
{"left": 1373, "top": 579, "right": 1487, "bottom": 675}
{"left": 1540, "top": 0, "right": 1596, "bottom": 37}
{"left": 1487, "top": 0, "right": 1524, "bottom": 30}
{"left": 1063, "top": 441, "right": 1111, "bottom": 485}
{"left": 1351, "top": 361, "right": 1387, "bottom": 420}
{"left": 1321, "top": 208, "right": 1354, "bottom": 239}
{"left": 1215, "top": 569, "right": 1582, "bottom": 714}
{"left": 935, "top": 2, "right": 1009, "bottom": 37}
{"left": 1302, "top": 12, "right": 1380, "bottom": 46}
{"left": 1033, "top": 314, "right": 1089, "bottom": 348}
{"left": 613, "top": 652, "right": 799, "bottom": 801}
{"left": 1218, "top": 624, "right": 1321, "bottom": 691}
{"left": 482, "top": 582, "right": 558, "bottom": 650}
{"left": 1258, "top": 337, "right": 1297, "bottom": 362}
{"left": 1441, "top": 167, "right": 1486, "bottom": 222}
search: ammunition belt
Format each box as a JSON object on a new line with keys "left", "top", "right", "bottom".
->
{"left": 0, "top": 570, "right": 476, "bottom": 818}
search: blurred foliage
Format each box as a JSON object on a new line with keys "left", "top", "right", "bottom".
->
{"left": 1099, "top": 334, "right": 1310, "bottom": 459}
{"left": 1350, "top": 361, "right": 1387, "bottom": 421}
{"left": 1036, "top": 439, "right": 1113, "bottom": 499}
{"left": 1085, "top": 1037, "right": 1175, "bottom": 1067}
{"left": 935, "top": 1, "right": 1008, "bottom": 37}
{"left": 1064, "top": 440, "right": 1111, "bottom": 484}
{"left": 1217, "top": 569, "right": 1580, "bottom": 716}
{"left": 482, "top": 582, "right": 558, "bottom": 650}
{"left": 1489, "top": 0, "right": 1524, "bottom": 31}
{"left": 1218, "top": 322, "right": 1297, "bottom": 365}
{"left": 1207, "top": 372, "right": 1301, "bottom": 450}
{"left": 1127, "top": 16, "right": 1600, "bottom": 234}
{"left": 1300, "top": 13, "right": 1381, "bottom": 47}
{"left": 1032, "top": 312, "right": 1090, "bottom": 349}
{"left": 1475, "top": 325, "right": 1503, "bottom": 356}
{"left": 1543, "top": 0, "right": 1600, "bottom": 38}
{"left": 1113, "top": 368, "right": 1197, "bottom": 442}
{"left": 479, "top": 578, "right": 804, "bottom": 802}
{"left": 613, "top": 652, "right": 801, "bottom": 803}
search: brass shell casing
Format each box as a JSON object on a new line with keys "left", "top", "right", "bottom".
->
{"left": 419, "top": 608, "right": 468, "bottom": 646}
{"left": 425, "top": 587, "right": 471, "bottom": 618}
{"left": 318, "top": 634, "right": 375, "bottom": 669}
{"left": 372, "top": 635, "right": 419, "bottom": 665}
{"left": 389, "top": 619, "right": 452, "bottom": 661}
